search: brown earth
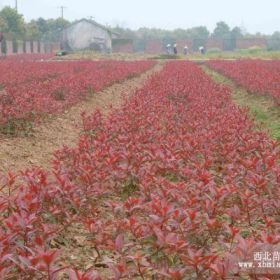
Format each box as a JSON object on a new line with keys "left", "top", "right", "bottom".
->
{"left": 0, "top": 62, "right": 164, "bottom": 174}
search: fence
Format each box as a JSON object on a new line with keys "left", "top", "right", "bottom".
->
{"left": 0, "top": 40, "right": 61, "bottom": 56}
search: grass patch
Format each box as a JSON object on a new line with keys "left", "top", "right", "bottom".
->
{"left": 121, "top": 176, "right": 139, "bottom": 199}
{"left": 87, "top": 87, "right": 95, "bottom": 97}
{"left": 163, "top": 172, "right": 180, "bottom": 183}
{"left": 0, "top": 118, "right": 34, "bottom": 137}
{"left": 151, "top": 54, "right": 181, "bottom": 60}
{"left": 201, "top": 65, "right": 280, "bottom": 141}
{"left": 188, "top": 50, "right": 280, "bottom": 60}
{"left": 52, "top": 88, "right": 66, "bottom": 101}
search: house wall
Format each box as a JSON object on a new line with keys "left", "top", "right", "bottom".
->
{"left": 64, "top": 21, "right": 112, "bottom": 51}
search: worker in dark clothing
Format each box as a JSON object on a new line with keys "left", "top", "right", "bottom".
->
{"left": 199, "top": 46, "right": 205, "bottom": 55}
{"left": 173, "top": 43, "right": 177, "bottom": 55}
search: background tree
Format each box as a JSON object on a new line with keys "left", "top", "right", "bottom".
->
{"left": 189, "top": 26, "right": 210, "bottom": 50}
{"left": 0, "top": 6, "right": 25, "bottom": 37}
{"left": 0, "top": 16, "right": 8, "bottom": 32}
{"left": 36, "top": 18, "right": 49, "bottom": 34}
{"left": 0, "top": 5, "right": 277, "bottom": 53}
{"left": 0, "top": 7, "right": 70, "bottom": 42}
{"left": 212, "top": 21, "right": 231, "bottom": 39}
{"left": 268, "top": 31, "right": 280, "bottom": 50}
{"left": 43, "top": 18, "right": 70, "bottom": 42}
{"left": 25, "top": 20, "right": 41, "bottom": 40}
{"left": 230, "top": 26, "right": 243, "bottom": 50}
{"left": 212, "top": 21, "right": 231, "bottom": 50}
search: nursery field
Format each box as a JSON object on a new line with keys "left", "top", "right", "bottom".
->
{"left": 207, "top": 59, "right": 280, "bottom": 105}
{"left": 0, "top": 57, "right": 279, "bottom": 279}
{"left": 0, "top": 56, "right": 155, "bottom": 136}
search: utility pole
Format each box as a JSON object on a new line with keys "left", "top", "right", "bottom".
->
{"left": 58, "top": 6, "right": 67, "bottom": 19}
{"left": 15, "top": 0, "right": 18, "bottom": 12}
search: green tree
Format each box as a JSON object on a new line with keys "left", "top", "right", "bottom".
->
{"left": 230, "top": 26, "right": 243, "bottom": 50}
{"left": 268, "top": 31, "right": 280, "bottom": 50}
{"left": 212, "top": 21, "right": 231, "bottom": 39}
{"left": 43, "top": 18, "right": 70, "bottom": 42}
{"left": 0, "top": 6, "right": 25, "bottom": 37}
{"left": 212, "top": 21, "right": 232, "bottom": 50}
{"left": 0, "top": 16, "right": 8, "bottom": 32}
{"left": 190, "top": 26, "right": 210, "bottom": 50}
{"left": 190, "top": 26, "right": 210, "bottom": 39}
{"left": 231, "top": 26, "right": 243, "bottom": 39}
{"left": 36, "top": 18, "right": 49, "bottom": 34}
{"left": 25, "top": 20, "right": 41, "bottom": 40}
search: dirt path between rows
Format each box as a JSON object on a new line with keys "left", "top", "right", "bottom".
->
{"left": 0, "top": 62, "right": 164, "bottom": 174}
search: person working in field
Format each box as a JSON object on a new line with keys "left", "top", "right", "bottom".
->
{"left": 184, "top": 45, "right": 189, "bottom": 55}
{"left": 166, "top": 44, "right": 172, "bottom": 54}
{"left": 199, "top": 46, "right": 205, "bottom": 55}
{"left": 173, "top": 43, "right": 178, "bottom": 55}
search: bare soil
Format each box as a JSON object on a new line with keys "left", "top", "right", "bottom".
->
{"left": 0, "top": 62, "right": 164, "bottom": 174}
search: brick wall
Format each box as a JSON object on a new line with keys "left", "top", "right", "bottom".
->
{"left": 236, "top": 38, "right": 267, "bottom": 49}
{"left": 176, "top": 39, "right": 193, "bottom": 53}
{"left": 206, "top": 38, "right": 224, "bottom": 50}
{"left": 145, "top": 40, "right": 163, "bottom": 54}
{"left": 113, "top": 43, "right": 134, "bottom": 53}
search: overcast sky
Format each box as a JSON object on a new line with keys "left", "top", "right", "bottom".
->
{"left": 0, "top": 0, "right": 279, "bottom": 34}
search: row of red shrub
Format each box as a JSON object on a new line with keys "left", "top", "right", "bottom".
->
{"left": 0, "top": 60, "right": 155, "bottom": 128}
{"left": 0, "top": 61, "right": 279, "bottom": 279}
{"left": 207, "top": 59, "right": 280, "bottom": 105}
{"left": 54, "top": 61, "right": 280, "bottom": 278}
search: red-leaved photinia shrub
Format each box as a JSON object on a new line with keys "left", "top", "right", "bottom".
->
{"left": 0, "top": 169, "right": 85, "bottom": 279}
{"left": 52, "top": 61, "right": 280, "bottom": 278}
{"left": 0, "top": 61, "right": 279, "bottom": 279}
{"left": 0, "top": 60, "right": 155, "bottom": 128}
{"left": 207, "top": 59, "right": 280, "bottom": 105}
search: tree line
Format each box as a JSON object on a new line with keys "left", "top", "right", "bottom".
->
{"left": 111, "top": 22, "right": 280, "bottom": 51}
{"left": 0, "top": 6, "right": 69, "bottom": 42}
{"left": 0, "top": 6, "right": 280, "bottom": 50}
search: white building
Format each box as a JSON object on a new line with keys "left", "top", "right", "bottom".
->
{"left": 63, "top": 19, "right": 119, "bottom": 52}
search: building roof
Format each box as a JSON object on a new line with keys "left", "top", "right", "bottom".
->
{"left": 64, "top": 18, "right": 120, "bottom": 37}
